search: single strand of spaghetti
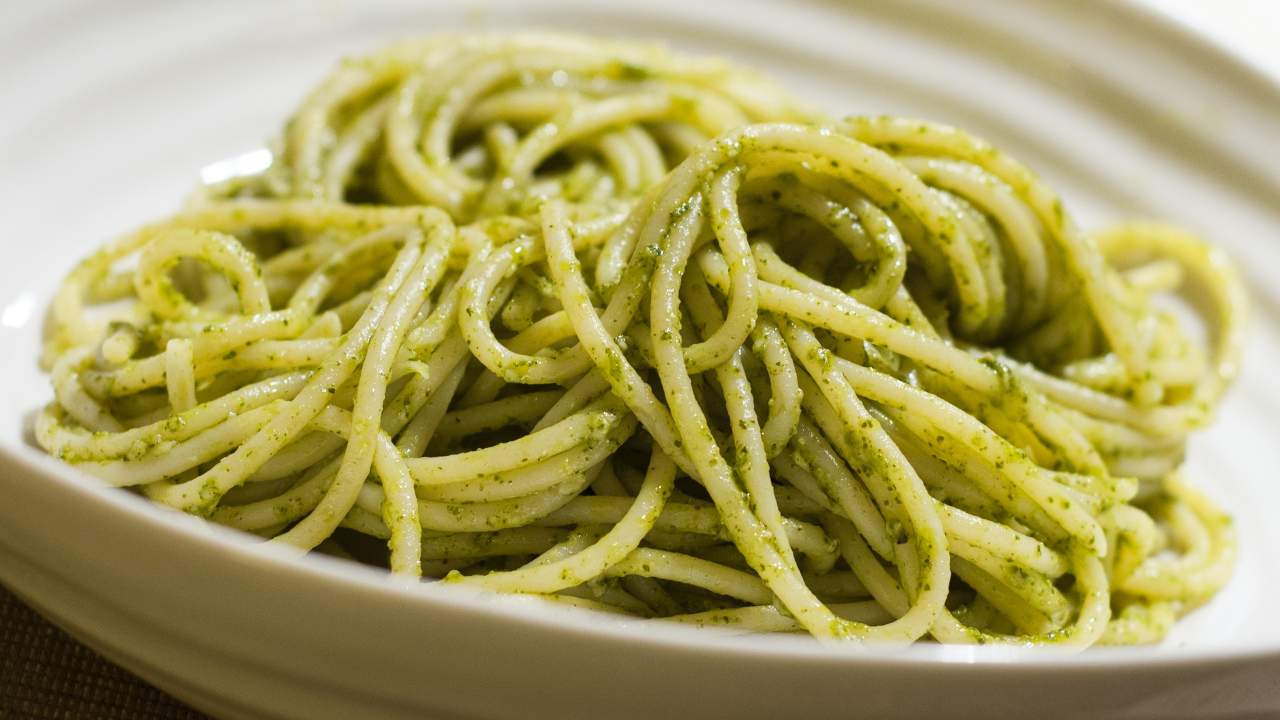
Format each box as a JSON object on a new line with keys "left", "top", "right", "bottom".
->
{"left": 770, "top": 452, "right": 840, "bottom": 515}
{"left": 198, "top": 338, "right": 338, "bottom": 376}
{"left": 414, "top": 414, "right": 637, "bottom": 503}
{"left": 413, "top": 468, "right": 603, "bottom": 533}
{"left": 171, "top": 200, "right": 449, "bottom": 241}
{"left": 133, "top": 229, "right": 270, "bottom": 320}
{"left": 542, "top": 202, "right": 693, "bottom": 473}
{"left": 683, "top": 268, "right": 797, "bottom": 569}
{"left": 376, "top": 427, "right": 423, "bottom": 578}
{"left": 211, "top": 456, "right": 341, "bottom": 531}
{"left": 748, "top": 316, "right": 802, "bottom": 457}
{"left": 50, "top": 231, "right": 154, "bottom": 354}
{"left": 499, "top": 280, "right": 541, "bottom": 332}
{"left": 163, "top": 339, "right": 198, "bottom": 413}
{"left": 382, "top": 332, "right": 471, "bottom": 436}
{"left": 407, "top": 396, "right": 624, "bottom": 484}
{"left": 78, "top": 403, "right": 282, "bottom": 487}
{"left": 395, "top": 363, "right": 467, "bottom": 457}
{"left": 645, "top": 196, "right": 842, "bottom": 637}
{"left": 432, "top": 390, "right": 562, "bottom": 443}
{"left": 787, "top": 419, "right": 893, "bottom": 558}
{"left": 594, "top": 183, "right": 663, "bottom": 292}
{"left": 38, "top": 372, "right": 308, "bottom": 461}
{"left": 459, "top": 446, "right": 675, "bottom": 593}
{"left": 99, "top": 324, "right": 141, "bottom": 367}
{"left": 531, "top": 370, "right": 612, "bottom": 431}
{"left": 272, "top": 230, "right": 449, "bottom": 550}
{"left": 304, "top": 405, "right": 422, "bottom": 576}
{"left": 247, "top": 432, "right": 346, "bottom": 482}
{"left": 678, "top": 166, "right": 759, "bottom": 369}
{"left": 604, "top": 548, "right": 773, "bottom": 606}
{"left": 597, "top": 129, "right": 644, "bottom": 194}
{"left": 480, "top": 122, "right": 518, "bottom": 178}
{"left": 939, "top": 502, "right": 1068, "bottom": 577}
{"left": 459, "top": 86, "right": 580, "bottom": 134}
{"left": 783, "top": 325, "right": 951, "bottom": 625}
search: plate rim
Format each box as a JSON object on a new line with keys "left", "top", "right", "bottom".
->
{"left": 1, "top": 0, "right": 1277, "bottom": 673}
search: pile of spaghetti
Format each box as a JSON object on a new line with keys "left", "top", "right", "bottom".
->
{"left": 37, "top": 34, "right": 1246, "bottom": 645}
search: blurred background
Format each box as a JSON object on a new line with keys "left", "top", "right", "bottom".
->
{"left": 1139, "top": 0, "right": 1280, "bottom": 79}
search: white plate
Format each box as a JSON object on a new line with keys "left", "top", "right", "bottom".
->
{"left": 2, "top": 1, "right": 1279, "bottom": 718}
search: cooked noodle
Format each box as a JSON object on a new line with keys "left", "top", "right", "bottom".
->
{"left": 36, "top": 33, "right": 1245, "bottom": 645}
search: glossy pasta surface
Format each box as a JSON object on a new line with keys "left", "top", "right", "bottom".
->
{"left": 37, "top": 33, "right": 1245, "bottom": 645}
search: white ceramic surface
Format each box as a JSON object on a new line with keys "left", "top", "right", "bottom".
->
{"left": 2, "top": 1, "right": 1279, "bottom": 718}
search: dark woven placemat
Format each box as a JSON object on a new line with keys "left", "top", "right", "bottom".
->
{"left": 0, "top": 582, "right": 206, "bottom": 720}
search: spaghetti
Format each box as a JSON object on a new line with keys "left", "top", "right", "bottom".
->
{"left": 36, "top": 33, "right": 1245, "bottom": 645}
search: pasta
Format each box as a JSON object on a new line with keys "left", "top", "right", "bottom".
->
{"left": 36, "top": 33, "right": 1246, "bottom": 646}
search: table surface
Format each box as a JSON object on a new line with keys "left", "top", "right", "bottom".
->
{"left": 0, "top": 583, "right": 204, "bottom": 718}
{"left": 2, "top": 2, "right": 1277, "bottom": 719}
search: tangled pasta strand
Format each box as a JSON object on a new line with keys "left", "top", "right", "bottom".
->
{"left": 37, "top": 34, "right": 1244, "bottom": 646}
